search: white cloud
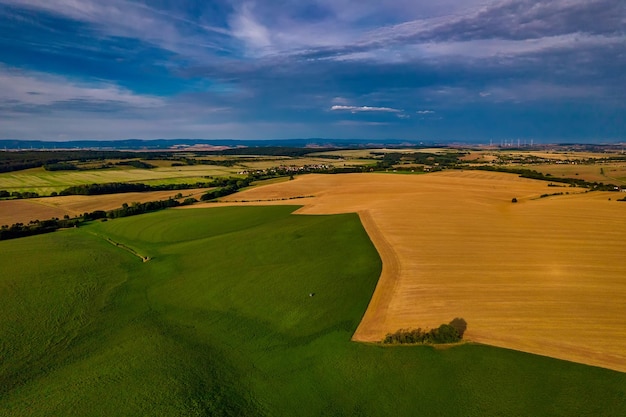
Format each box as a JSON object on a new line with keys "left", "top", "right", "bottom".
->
{"left": 229, "top": 3, "right": 272, "bottom": 53}
{"left": 417, "top": 110, "right": 435, "bottom": 114}
{"left": 331, "top": 105, "right": 401, "bottom": 113}
{"left": 0, "top": 0, "right": 231, "bottom": 60}
{"left": 0, "top": 66, "right": 163, "bottom": 108}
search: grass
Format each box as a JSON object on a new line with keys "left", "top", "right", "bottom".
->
{"left": 0, "top": 156, "right": 370, "bottom": 195}
{"left": 1, "top": 206, "right": 625, "bottom": 416}
{"left": 0, "top": 165, "right": 240, "bottom": 195}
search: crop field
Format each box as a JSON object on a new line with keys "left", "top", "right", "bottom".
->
{"left": 232, "top": 156, "right": 374, "bottom": 170}
{"left": 0, "top": 199, "right": 71, "bottom": 227}
{"left": 2, "top": 205, "right": 625, "bottom": 416}
{"left": 496, "top": 150, "right": 616, "bottom": 161}
{"left": 0, "top": 165, "right": 237, "bottom": 195}
{"left": 308, "top": 147, "right": 454, "bottom": 159}
{"left": 518, "top": 162, "right": 626, "bottom": 184}
{"left": 215, "top": 171, "right": 626, "bottom": 372}
{"left": 0, "top": 188, "right": 209, "bottom": 226}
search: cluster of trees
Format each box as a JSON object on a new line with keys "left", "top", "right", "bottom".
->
{"left": 115, "top": 160, "right": 156, "bottom": 169}
{"left": 539, "top": 192, "right": 566, "bottom": 199}
{"left": 200, "top": 177, "right": 252, "bottom": 201}
{"left": 3, "top": 176, "right": 253, "bottom": 200}
{"left": 43, "top": 162, "right": 80, "bottom": 171}
{"left": 106, "top": 199, "right": 181, "bottom": 218}
{"left": 171, "top": 158, "right": 236, "bottom": 167}
{"left": 473, "top": 166, "right": 620, "bottom": 190}
{"left": 373, "top": 151, "right": 465, "bottom": 170}
{"left": 0, "top": 218, "right": 80, "bottom": 240}
{"left": 0, "top": 150, "right": 149, "bottom": 173}
{"left": 0, "top": 149, "right": 226, "bottom": 173}
{"left": 0, "top": 190, "right": 40, "bottom": 199}
{"left": 59, "top": 181, "right": 214, "bottom": 196}
{"left": 383, "top": 318, "right": 467, "bottom": 345}
{"left": 45, "top": 159, "right": 157, "bottom": 171}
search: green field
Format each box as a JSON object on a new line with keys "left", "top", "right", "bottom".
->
{"left": 1, "top": 206, "right": 625, "bottom": 416}
{"left": 0, "top": 165, "right": 239, "bottom": 195}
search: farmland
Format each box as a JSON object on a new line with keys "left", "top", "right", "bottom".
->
{"left": 2, "top": 145, "right": 626, "bottom": 415}
{"left": 0, "top": 154, "right": 371, "bottom": 195}
{"left": 0, "top": 165, "right": 235, "bottom": 195}
{"left": 518, "top": 162, "right": 626, "bottom": 184}
{"left": 0, "top": 188, "right": 210, "bottom": 226}
{"left": 2, "top": 206, "right": 625, "bottom": 416}
{"left": 215, "top": 171, "right": 626, "bottom": 372}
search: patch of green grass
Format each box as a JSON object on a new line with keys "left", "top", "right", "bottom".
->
{"left": 1, "top": 206, "right": 625, "bottom": 416}
{"left": 0, "top": 165, "right": 240, "bottom": 194}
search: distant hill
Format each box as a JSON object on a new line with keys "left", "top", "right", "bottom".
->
{"left": 0, "top": 138, "right": 428, "bottom": 150}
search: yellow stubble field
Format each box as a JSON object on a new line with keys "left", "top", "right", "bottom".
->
{"left": 207, "top": 171, "right": 626, "bottom": 372}
{"left": 0, "top": 188, "right": 209, "bottom": 226}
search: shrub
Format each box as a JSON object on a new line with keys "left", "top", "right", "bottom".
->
{"left": 383, "top": 318, "right": 466, "bottom": 345}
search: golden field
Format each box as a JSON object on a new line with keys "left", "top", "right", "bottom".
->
{"left": 202, "top": 171, "right": 626, "bottom": 372}
{"left": 0, "top": 188, "right": 208, "bottom": 226}
{"left": 520, "top": 162, "right": 626, "bottom": 184}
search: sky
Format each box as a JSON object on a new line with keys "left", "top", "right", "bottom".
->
{"left": 0, "top": 0, "right": 625, "bottom": 142}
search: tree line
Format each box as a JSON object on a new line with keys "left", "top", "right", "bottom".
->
{"left": 0, "top": 149, "right": 242, "bottom": 173}
{"left": 200, "top": 177, "right": 252, "bottom": 201}
{"left": 383, "top": 318, "right": 467, "bottom": 345}
{"left": 0, "top": 150, "right": 150, "bottom": 173}
{"left": 472, "top": 165, "right": 621, "bottom": 191}
{"left": 0, "top": 197, "right": 197, "bottom": 241}
{"left": 0, "top": 190, "right": 40, "bottom": 199}
{"left": 58, "top": 181, "right": 216, "bottom": 196}
{"left": 373, "top": 151, "right": 465, "bottom": 169}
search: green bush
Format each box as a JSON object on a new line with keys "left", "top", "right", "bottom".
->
{"left": 383, "top": 319, "right": 466, "bottom": 345}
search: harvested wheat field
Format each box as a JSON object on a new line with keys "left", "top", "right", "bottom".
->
{"left": 205, "top": 171, "right": 626, "bottom": 372}
{"left": 0, "top": 199, "right": 70, "bottom": 227}
{"left": 0, "top": 188, "right": 209, "bottom": 226}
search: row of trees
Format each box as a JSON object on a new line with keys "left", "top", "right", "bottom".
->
{"left": 373, "top": 151, "right": 465, "bottom": 170}
{"left": 0, "top": 218, "right": 80, "bottom": 240}
{"left": 171, "top": 158, "right": 236, "bottom": 167}
{"left": 0, "top": 149, "right": 241, "bottom": 173}
{"left": 58, "top": 181, "right": 214, "bottom": 196}
{"left": 0, "top": 190, "right": 40, "bottom": 199}
{"left": 383, "top": 318, "right": 467, "bottom": 345}
{"left": 0, "top": 150, "right": 148, "bottom": 173}
{"left": 473, "top": 165, "right": 620, "bottom": 191}
{"left": 200, "top": 177, "right": 252, "bottom": 201}
{"left": 0, "top": 197, "right": 198, "bottom": 241}
{"left": 45, "top": 159, "right": 157, "bottom": 171}
{"left": 115, "top": 160, "right": 156, "bottom": 169}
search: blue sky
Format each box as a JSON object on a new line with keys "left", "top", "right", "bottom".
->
{"left": 0, "top": 0, "right": 624, "bottom": 142}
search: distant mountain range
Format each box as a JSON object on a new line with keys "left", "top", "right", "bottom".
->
{"left": 0, "top": 138, "right": 431, "bottom": 150}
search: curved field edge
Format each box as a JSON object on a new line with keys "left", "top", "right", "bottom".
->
{"left": 210, "top": 172, "right": 626, "bottom": 372}
{"left": 0, "top": 206, "right": 624, "bottom": 416}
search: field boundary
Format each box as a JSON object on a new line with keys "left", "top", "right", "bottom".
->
{"left": 351, "top": 210, "right": 401, "bottom": 342}
{"left": 89, "top": 232, "right": 150, "bottom": 262}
